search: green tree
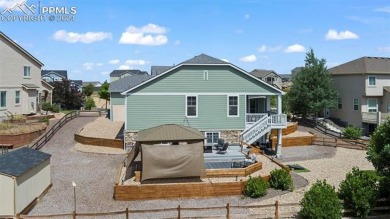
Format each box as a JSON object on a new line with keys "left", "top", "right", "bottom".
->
{"left": 82, "top": 83, "right": 94, "bottom": 97}
{"left": 287, "top": 49, "right": 338, "bottom": 118}
{"left": 367, "top": 117, "right": 390, "bottom": 197}
{"left": 367, "top": 118, "right": 390, "bottom": 176}
{"left": 84, "top": 96, "right": 96, "bottom": 110}
{"left": 98, "top": 80, "right": 110, "bottom": 109}
{"left": 51, "top": 79, "right": 83, "bottom": 110}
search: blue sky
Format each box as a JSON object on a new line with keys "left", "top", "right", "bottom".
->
{"left": 1, "top": 0, "right": 389, "bottom": 82}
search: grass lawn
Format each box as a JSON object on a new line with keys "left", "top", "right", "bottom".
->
{"left": 288, "top": 164, "right": 310, "bottom": 173}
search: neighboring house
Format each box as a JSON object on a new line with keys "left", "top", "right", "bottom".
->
{"left": 250, "top": 69, "right": 283, "bottom": 90}
{"left": 113, "top": 54, "right": 287, "bottom": 156}
{"left": 41, "top": 70, "right": 68, "bottom": 83}
{"left": 82, "top": 81, "right": 102, "bottom": 92}
{"left": 279, "top": 74, "right": 292, "bottom": 90}
{"left": 69, "top": 80, "right": 83, "bottom": 92}
{"left": 109, "top": 70, "right": 148, "bottom": 82}
{"left": 150, "top": 66, "right": 172, "bottom": 76}
{"left": 329, "top": 56, "right": 390, "bottom": 135}
{"left": 109, "top": 74, "right": 152, "bottom": 122}
{"left": 0, "top": 31, "right": 53, "bottom": 120}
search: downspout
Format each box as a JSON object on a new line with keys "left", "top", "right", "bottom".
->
{"left": 123, "top": 94, "right": 127, "bottom": 150}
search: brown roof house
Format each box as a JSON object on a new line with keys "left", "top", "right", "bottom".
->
{"left": 329, "top": 56, "right": 390, "bottom": 135}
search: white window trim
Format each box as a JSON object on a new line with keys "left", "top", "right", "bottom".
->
{"left": 368, "top": 76, "right": 376, "bottom": 86}
{"left": 367, "top": 98, "right": 378, "bottom": 112}
{"left": 203, "top": 70, "right": 209, "bottom": 80}
{"left": 15, "top": 90, "right": 21, "bottom": 105}
{"left": 23, "top": 66, "right": 31, "bottom": 78}
{"left": 227, "top": 95, "right": 239, "bottom": 117}
{"left": 0, "top": 91, "right": 7, "bottom": 109}
{"left": 204, "top": 131, "right": 220, "bottom": 145}
{"left": 185, "top": 95, "right": 198, "bottom": 118}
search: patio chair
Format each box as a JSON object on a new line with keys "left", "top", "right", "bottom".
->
{"left": 216, "top": 142, "right": 229, "bottom": 154}
{"left": 214, "top": 138, "right": 224, "bottom": 150}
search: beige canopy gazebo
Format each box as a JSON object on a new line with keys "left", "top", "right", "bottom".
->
{"left": 125, "top": 124, "right": 206, "bottom": 181}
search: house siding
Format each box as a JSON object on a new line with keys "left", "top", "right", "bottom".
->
{"left": 126, "top": 94, "right": 246, "bottom": 132}
{"left": 365, "top": 74, "right": 390, "bottom": 96}
{"left": 111, "top": 93, "right": 124, "bottom": 105}
{"left": 131, "top": 66, "right": 277, "bottom": 94}
{"left": 0, "top": 35, "right": 43, "bottom": 120}
{"left": 330, "top": 74, "right": 365, "bottom": 127}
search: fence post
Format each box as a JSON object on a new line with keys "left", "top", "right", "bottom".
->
{"left": 275, "top": 201, "right": 279, "bottom": 219}
{"left": 226, "top": 203, "right": 230, "bottom": 219}
{"left": 72, "top": 211, "right": 76, "bottom": 219}
{"left": 126, "top": 207, "right": 129, "bottom": 219}
{"left": 177, "top": 205, "right": 181, "bottom": 219}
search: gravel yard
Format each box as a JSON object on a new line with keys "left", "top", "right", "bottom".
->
{"left": 78, "top": 117, "right": 123, "bottom": 139}
{"left": 28, "top": 117, "right": 374, "bottom": 218}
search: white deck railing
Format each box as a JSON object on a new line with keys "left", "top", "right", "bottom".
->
{"left": 246, "top": 113, "right": 268, "bottom": 123}
{"left": 241, "top": 114, "right": 287, "bottom": 144}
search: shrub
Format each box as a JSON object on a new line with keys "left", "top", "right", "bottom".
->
{"left": 338, "top": 167, "right": 379, "bottom": 218}
{"left": 299, "top": 180, "right": 342, "bottom": 219}
{"left": 342, "top": 126, "right": 362, "bottom": 139}
{"left": 245, "top": 176, "right": 269, "bottom": 198}
{"left": 41, "top": 102, "right": 52, "bottom": 113}
{"left": 269, "top": 168, "right": 293, "bottom": 191}
{"left": 39, "top": 117, "right": 49, "bottom": 124}
{"left": 85, "top": 97, "right": 96, "bottom": 110}
{"left": 379, "top": 176, "right": 390, "bottom": 198}
{"left": 51, "top": 104, "right": 60, "bottom": 113}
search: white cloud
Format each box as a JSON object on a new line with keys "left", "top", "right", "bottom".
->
{"left": 83, "top": 62, "right": 95, "bottom": 70}
{"left": 0, "top": 0, "right": 20, "bottom": 9}
{"left": 174, "top": 40, "right": 181, "bottom": 45}
{"left": 108, "top": 59, "right": 120, "bottom": 65}
{"left": 125, "top": 59, "right": 148, "bottom": 65}
{"left": 258, "top": 45, "right": 282, "bottom": 53}
{"left": 118, "top": 65, "right": 130, "bottom": 70}
{"left": 374, "top": 6, "right": 390, "bottom": 13}
{"left": 53, "top": 30, "right": 112, "bottom": 44}
{"left": 284, "top": 44, "right": 306, "bottom": 53}
{"left": 96, "top": 63, "right": 103, "bottom": 66}
{"left": 378, "top": 46, "right": 390, "bottom": 52}
{"left": 240, "top": 54, "right": 257, "bottom": 62}
{"left": 119, "top": 23, "right": 168, "bottom": 46}
{"left": 325, "top": 29, "right": 359, "bottom": 40}
{"left": 244, "top": 14, "right": 250, "bottom": 19}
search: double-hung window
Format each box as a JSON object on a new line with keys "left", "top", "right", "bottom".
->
{"left": 0, "top": 91, "right": 6, "bottom": 108}
{"left": 186, "top": 96, "right": 197, "bottom": 117}
{"left": 15, "top": 91, "right": 20, "bottom": 104}
{"left": 205, "top": 132, "right": 219, "bottom": 145}
{"left": 337, "top": 98, "right": 342, "bottom": 109}
{"left": 367, "top": 98, "right": 378, "bottom": 112}
{"left": 24, "top": 66, "right": 31, "bottom": 78}
{"left": 228, "top": 96, "right": 239, "bottom": 117}
{"left": 368, "top": 76, "right": 376, "bottom": 86}
{"left": 353, "top": 98, "right": 359, "bottom": 111}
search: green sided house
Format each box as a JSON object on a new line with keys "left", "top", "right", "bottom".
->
{"left": 111, "top": 54, "right": 287, "bottom": 156}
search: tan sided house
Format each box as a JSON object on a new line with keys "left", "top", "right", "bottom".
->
{"left": 329, "top": 57, "right": 390, "bottom": 135}
{"left": 0, "top": 31, "right": 53, "bottom": 121}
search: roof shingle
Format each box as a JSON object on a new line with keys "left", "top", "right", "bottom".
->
{"left": 329, "top": 57, "right": 390, "bottom": 75}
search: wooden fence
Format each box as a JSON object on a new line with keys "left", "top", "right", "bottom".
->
{"left": 302, "top": 118, "right": 343, "bottom": 138}
{"left": 313, "top": 137, "right": 367, "bottom": 150}
{"left": 11, "top": 199, "right": 390, "bottom": 219}
{"left": 74, "top": 133, "right": 124, "bottom": 149}
{"left": 29, "top": 111, "right": 78, "bottom": 150}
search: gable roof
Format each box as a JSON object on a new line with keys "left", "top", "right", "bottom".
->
{"left": 151, "top": 66, "right": 172, "bottom": 76}
{"left": 182, "top": 53, "right": 228, "bottom": 64}
{"left": 109, "top": 74, "right": 153, "bottom": 92}
{"left": 121, "top": 53, "right": 285, "bottom": 95}
{"left": 109, "top": 70, "right": 148, "bottom": 77}
{"left": 0, "top": 147, "right": 51, "bottom": 178}
{"left": 329, "top": 57, "right": 390, "bottom": 75}
{"left": 250, "top": 69, "right": 281, "bottom": 79}
{"left": 0, "top": 31, "right": 44, "bottom": 67}
{"left": 82, "top": 81, "right": 101, "bottom": 87}
{"left": 41, "top": 70, "right": 68, "bottom": 79}
{"left": 137, "top": 124, "right": 205, "bottom": 142}
{"left": 70, "top": 80, "right": 83, "bottom": 87}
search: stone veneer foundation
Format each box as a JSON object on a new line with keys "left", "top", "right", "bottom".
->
{"left": 124, "top": 132, "right": 138, "bottom": 147}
